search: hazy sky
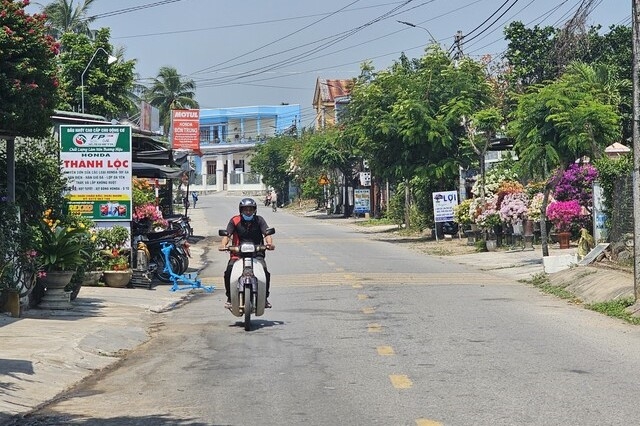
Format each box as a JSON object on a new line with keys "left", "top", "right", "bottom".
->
{"left": 32, "top": 0, "right": 630, "bottom": 128}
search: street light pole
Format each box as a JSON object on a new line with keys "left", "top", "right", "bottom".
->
{"left": 397, "top": 20, "right": 439, "bottom": 46}
{"left": 81, "top": 47, "right": 117, "bottom": 114}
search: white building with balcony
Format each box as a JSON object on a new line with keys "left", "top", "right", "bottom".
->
{"left": 189, "top": 105, "right": 300, "bottom": 195}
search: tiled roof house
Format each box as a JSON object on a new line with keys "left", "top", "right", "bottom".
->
{"left": 313, "top": 78, "right": 353, "bottom": 129}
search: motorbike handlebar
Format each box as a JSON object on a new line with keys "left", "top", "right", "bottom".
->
{"left": 219, "top": 244, "right": 274, "bottom": 252}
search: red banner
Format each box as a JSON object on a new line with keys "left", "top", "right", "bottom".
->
{"left": 171, "top": 109, "right": 200, "bottom": 151}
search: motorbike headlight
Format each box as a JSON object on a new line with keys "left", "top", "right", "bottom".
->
{"left": 239, "top": 242, "right": 256, "bottom": 253}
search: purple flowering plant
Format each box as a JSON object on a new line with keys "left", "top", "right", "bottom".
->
{"left": 553, "top": 164, "right": 598, "bottom": 209}
{"left": 546, "top": 200, "right": 582, "bottom": 233}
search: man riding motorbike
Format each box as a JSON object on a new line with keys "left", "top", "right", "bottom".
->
{"left": 219, "top": 198, "right": 275, "bottom": 309}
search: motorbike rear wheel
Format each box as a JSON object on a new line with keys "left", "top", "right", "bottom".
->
{"left": 244, "top": 286, "right": 252, "bottom": 331}
{"left": 153, "top": 251, "right": 185, "bottom": 283}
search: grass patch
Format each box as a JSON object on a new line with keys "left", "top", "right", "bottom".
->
{"left": 523, "top": 273, "right": 581, "bottom": 302}
{"left": 354, "top": 217, "right": 398, "bottom": 227}
{"left": 422, "top": 247, "right": 453, "bottom": 256}
{"left": 585, "top": 298, "right": 640, "bottom": 324}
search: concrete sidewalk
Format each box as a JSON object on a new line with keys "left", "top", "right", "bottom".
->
{"left": 0, "top": 201, "right": 634, "bottom": 420}
{"left": 0, "top": 205, "right": 217, "bottom": 420}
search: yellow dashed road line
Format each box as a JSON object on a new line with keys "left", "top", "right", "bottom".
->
{"left": 415, "top": 419, "right": 443, "bottom": 426}
{"left": 362, "top": 307, "right": 375, "bottom": 314}
{"left": 377, "top": 346, "right": 395, "bottom": 356}
{"left": 367, "top": 323, "right": 382, "bottom": 332}
{"left": 389, "top": 375, "right": 413, "bottom": 389}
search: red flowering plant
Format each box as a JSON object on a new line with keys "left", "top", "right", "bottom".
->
{"left": 0, "top": 0, "right": 60, "bottom": 137}
{"left": 546, "top": 200, "right": 582, "bottom": 233}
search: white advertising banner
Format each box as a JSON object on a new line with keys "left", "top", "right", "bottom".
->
{"left": 432, "top": 190, "right": 458, "bottom": 223}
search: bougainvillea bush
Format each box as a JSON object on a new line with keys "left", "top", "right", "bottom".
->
{"left": 499, "top": 192, "right": 529, "bottom": 225}
{"left": 546, "top": 200, "right": 582, "bottom": 233}
{"left": 553, "top": 163, "right": 598, "bottom": 209}
{"left": 0, "top": 0, "right": 60, "bottom": 136}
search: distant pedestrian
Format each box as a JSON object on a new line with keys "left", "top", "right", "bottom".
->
{"left": 192, "top": 191, "right": 199, "bottom": 208}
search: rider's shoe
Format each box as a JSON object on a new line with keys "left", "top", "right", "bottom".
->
{"left": 224, "top": 299, "right": 232, "bottom": 309}
{"left": 265, "top": 299, "right": 272, "bottom": 308}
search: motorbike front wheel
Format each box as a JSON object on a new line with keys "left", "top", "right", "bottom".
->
{"left": 244, "top": 286, "right": 252, "bottom": 331}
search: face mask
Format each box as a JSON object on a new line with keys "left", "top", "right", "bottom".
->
{"left": 242, "top": 213, "right": 254, "bottom": 221}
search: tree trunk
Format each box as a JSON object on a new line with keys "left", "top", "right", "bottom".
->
{"left": 404, "top": 179, "right": 410, "bottom": 228}
{"left": 540, "top": 187, "right": 552, "bottom": 257}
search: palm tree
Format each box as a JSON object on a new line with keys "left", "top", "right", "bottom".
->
{"left": 41, "top": 0, "right": 96, "bottom": 39}
{"left": 144, "top": 66, "right": 199, "bottom": 135}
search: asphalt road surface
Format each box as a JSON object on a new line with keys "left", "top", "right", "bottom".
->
{"left": 14, "top": 195, "right": 640, "bottom": 425}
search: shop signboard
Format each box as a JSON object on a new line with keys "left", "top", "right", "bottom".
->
{"left": 59, "top": 125, "right": 132, "bottom": 221}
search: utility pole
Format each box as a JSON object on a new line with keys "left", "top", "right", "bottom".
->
{"left": 633, "top": 0, "right": 640, "bottom": 301}
{"left": 452, "top": 31, "right": 464, "bottom": 60}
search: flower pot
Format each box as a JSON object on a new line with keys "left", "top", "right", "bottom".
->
{"left": 558, "top": 232, "right": 571, "bottom": 249}
{"left": 38, "top": 271, "right": 75, "bottom": 310}
{"left": 524, "top": 219, "right": 534, "bottom": 237}
{"left": 485, "top": 239, "right": 497, "bottom": 252}
{"left": 41, "top": 270, "right": 76, "bottom": 289}
{"left": 512, "top": 222, "right": 523, "bottom": 236}
{"left": 103, "top": 270, "right": 132, "bottom": 288}
{"left": 2, "top": 290, "right": 21, "bottom": 318}
{"left": 82, "top": 270, "right": 103, "bottom": 286}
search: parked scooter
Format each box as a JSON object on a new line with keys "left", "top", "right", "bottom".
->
{"left": 218, "top": 227, "right": 275, "bottom": 331}
{"left": 164, "top": 214, "right": 193, "bottom": 238}
{"left": 132, "top": 228, "right": 190, "bottom": 283}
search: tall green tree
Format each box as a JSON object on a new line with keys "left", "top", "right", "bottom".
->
{"left": 344, "top": 49, "right": 493, "bottom": 227}
{"left": 41, "top": 0, "right": 96, "bottom": 39}
{"left": 509, "top": 62, "right": 621, "bottom": 256}
{"left": 144, "top": 66, "right": 199, "bottom": 135}
{"left": 56, "top": 28, "right": 136, "bottom": 118}
{"left": 0, "top": 0, "right": 60, "bottom": 137}
{"left": 249, "top": 135, "right": 296, "bottom": 200}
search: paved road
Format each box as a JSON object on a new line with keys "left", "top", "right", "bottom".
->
{"left": 9, "top": 193, "right": 640, "bottom": 426}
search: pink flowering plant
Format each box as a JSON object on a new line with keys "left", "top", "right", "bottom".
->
{"left": 499, "top": 192, "right": 529, "bottom": 225}
{"left": 474, "top": 196, "right": 502, "bottom": 230}
{"left": 133, "top": 203, "right": 168, "bottom": 228}
{"left": 546, "top": 200, "right": 582, "bottom": 233}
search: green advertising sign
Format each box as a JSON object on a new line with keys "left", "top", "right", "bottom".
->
{"left": 59, "top": 125, "right": 132, "bottom": 221}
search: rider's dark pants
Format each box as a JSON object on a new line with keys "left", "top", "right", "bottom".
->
{"left": 224, "top": 258, "right": 270, "bottom": 300}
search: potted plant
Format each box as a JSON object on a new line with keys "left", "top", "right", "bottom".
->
{"left": 546, "top": 200, "right": 582, "bottom": 248}
{"left": 0, "top": 202, "right": 40, "bottom": 317}
{"left": 96, "top": 225, "right": 133, "bottom": 288}
{"left": 132, "top": 202, "right": 168, "bottom": 234}
{"left": 32, "top": 209, "right": 92, "bottom": 308}
{"left": 454, "top": 198, "right": 476, "bottom": 244}
{"left": 67, "top": 216, "right": 102, "bottom": 300}
{"left": 499, "top": 192, "right": 529, "bottom": 235}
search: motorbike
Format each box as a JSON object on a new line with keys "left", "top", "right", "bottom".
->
{"left": 164, "top": 214, "right": 193, "bottom": 238}
{"left": 218, "top": 227, "right": 275, "bottom": 331}
{"left": 132, "top": 228, "right": 190, "bottom": 283}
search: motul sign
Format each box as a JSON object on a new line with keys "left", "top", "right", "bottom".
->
{"left": 171, "top": 109, "right": 200, "bottom": 151}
